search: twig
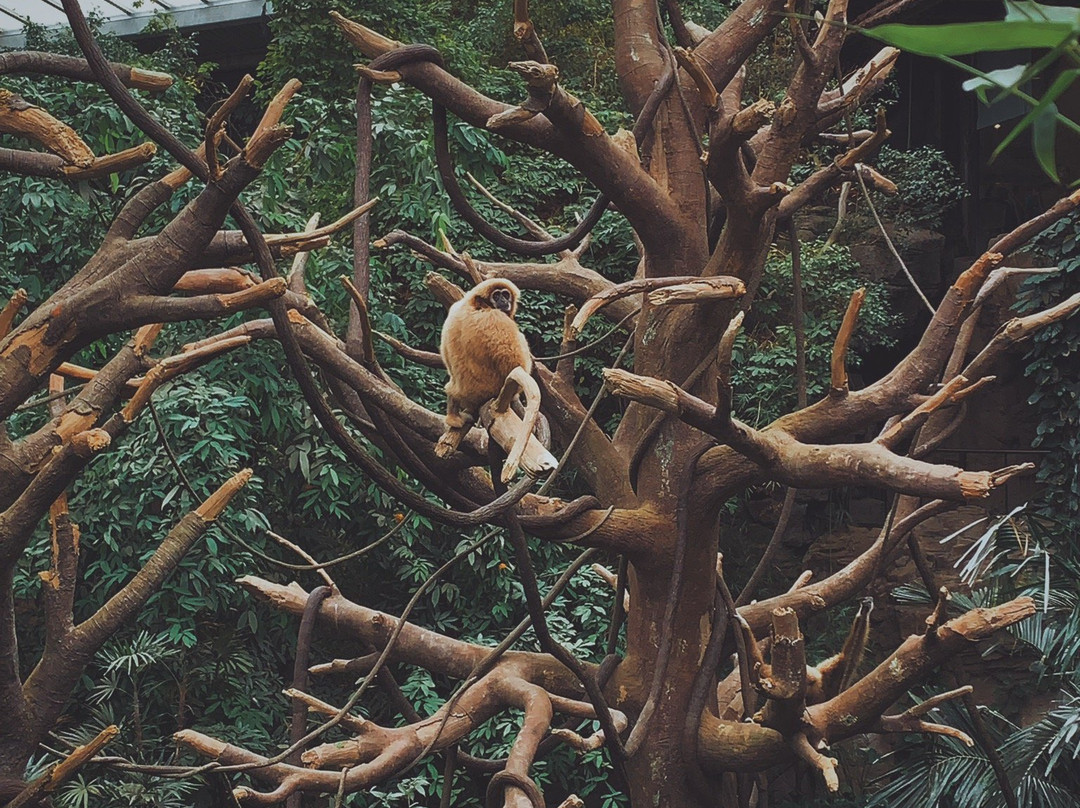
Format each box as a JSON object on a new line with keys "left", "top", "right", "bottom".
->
{"left": 735, "top": 487, "right": 797, "bottom": 607}
{"left": 790, "top": 220, "right": 807, "bottom": 408}
{"left": 830, "top": 287, "right": 866, "bottom": 395}
{"left": 854, "top": 164, "right": 934, "bottom": 314}
{"left": 205, "top": 75, "right": 254, "bottom": 180}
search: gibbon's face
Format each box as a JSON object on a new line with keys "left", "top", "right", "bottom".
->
{"left": 472, "top": 280, "right": 517, "bottom": 316}
{"left": 489, "top": 286, "right": 514, "bottom": 314}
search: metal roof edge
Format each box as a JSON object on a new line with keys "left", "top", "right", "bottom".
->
{"left": 0, "top": 0, "right": 271, "bottom": 50}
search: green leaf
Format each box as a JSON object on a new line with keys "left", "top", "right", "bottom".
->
{"left": 990, "top": 69, "right": 1079, "bottom": 165}
{"left": 866, "top": 19, "right": 1076, "bottom": 55}
{"left": 1032, "top": 101, "right": 1061, "bottom": 183}
{"left": 1004, "top": 1, "right": 1080, "bottom": 25}
{"left": 961, "top": 64, "right": 1028, "bottom": 101}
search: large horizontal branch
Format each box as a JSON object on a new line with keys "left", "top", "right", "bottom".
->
{"left": 236, "top": 577, "right": 585, "bottom": 692}
{"left": 118, "top": 279, "right": 287, "bottom": 326}
{"left": 604, "top": 368, "right": 1031, "bottom": 501}
{"left": 178, "top": 671, "right": 510, "bottom": 805}
{"left": 334, "top": 11, "right": 554, "bottom": 148}
{"left": 0, "top": 51, "right": 172, "bottom": 91}
{"left": 0, "top": 142, "right": 156, "bottom": 181}
{"left": 178, "top": 671, "right": 620, "bottom": 806}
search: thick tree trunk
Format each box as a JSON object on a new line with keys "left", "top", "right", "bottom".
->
{"left": 0, "top": 566, "right": 30, "bottom": 777}
{"left": 615, "top": 512, "right": 719, "bottom": 807}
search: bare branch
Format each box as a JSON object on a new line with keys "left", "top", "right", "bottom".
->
{"left": 287, "top": 213, "right": 321, "bottom": 295}
{"left": 604, "top": 367, "right": 1035, "bottom": 500}
{"left": 0, "top": 141, "right": 156, "bottom": 181}
{"left": 570, "top": 276, "right": 743, "bottom": 337}
{"left": 0, "top": 51, "right": 172, "bottom": 90}
{"left": 0, "top": 88, "right": 94, "bottom": 166}
{"left": 778, "top": 108, "right": 891, "bottom": 219}
{"left": 830, "top": 287, "right": 865, "bottom": 395}
{"left": 0, "top": 289, "right": 27, "bottom": 340}
{"left": 513, "top": 0, "right": 549, "bottom": 63}
{"left": 205, "top": 74, "right": 254, "bottom": 180}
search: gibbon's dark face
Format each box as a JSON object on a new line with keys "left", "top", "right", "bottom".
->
{"left": 490, "top": 287, "right": 514, "bottom": 314}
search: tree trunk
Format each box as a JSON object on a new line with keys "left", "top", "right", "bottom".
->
{"left": 619, "top": 512, "right": 719, "bottom": 807}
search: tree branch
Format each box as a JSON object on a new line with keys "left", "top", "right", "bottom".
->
{"left": 0, "top": 51, "right": 172, "bottom": 90}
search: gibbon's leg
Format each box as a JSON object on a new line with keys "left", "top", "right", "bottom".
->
{"left": 444, "top": 390, "right": 467, "bottom": 429}
{"left": 836, "top": 596, "right": 873, "bottom": 693}
{"left": 813, "top": 597, "right": 874, "bottom": 700}
{"left": 435, "top": 395, "right": 474, "bottom": 458}
{"left": 496, "top": 367, "right": 541, "bottom": 483}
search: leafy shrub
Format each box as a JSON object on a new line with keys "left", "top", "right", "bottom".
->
{"left": 875, "top": 145, "right": 969, "bottom": 230}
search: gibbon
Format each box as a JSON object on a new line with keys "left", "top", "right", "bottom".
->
{"left": 436, "top": 278, "right": 532, "bottom": 461}
{"left": 806, "top": 597, "right": 874, "bottom": 703}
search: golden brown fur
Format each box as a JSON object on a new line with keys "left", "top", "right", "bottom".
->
{"left": 439, "top": 278, "right": 531, "bottom": 430}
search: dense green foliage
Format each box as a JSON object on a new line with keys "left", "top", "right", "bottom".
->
{"left": 1020, "top": 213, "right": 1080, "bottom": 529}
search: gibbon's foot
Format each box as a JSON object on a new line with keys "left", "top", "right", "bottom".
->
{"left": 444, "top": 411, "right": 468, "bottom": 429}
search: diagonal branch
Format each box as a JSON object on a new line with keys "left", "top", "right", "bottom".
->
{"left": 0, "top": 88, "right": 94, "bottom": 166}
{"left": 20, "top": 471, "right": 250, "bottom": 761}
{"left": 778, "top": 108, "right": 891, "bottom": 219}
